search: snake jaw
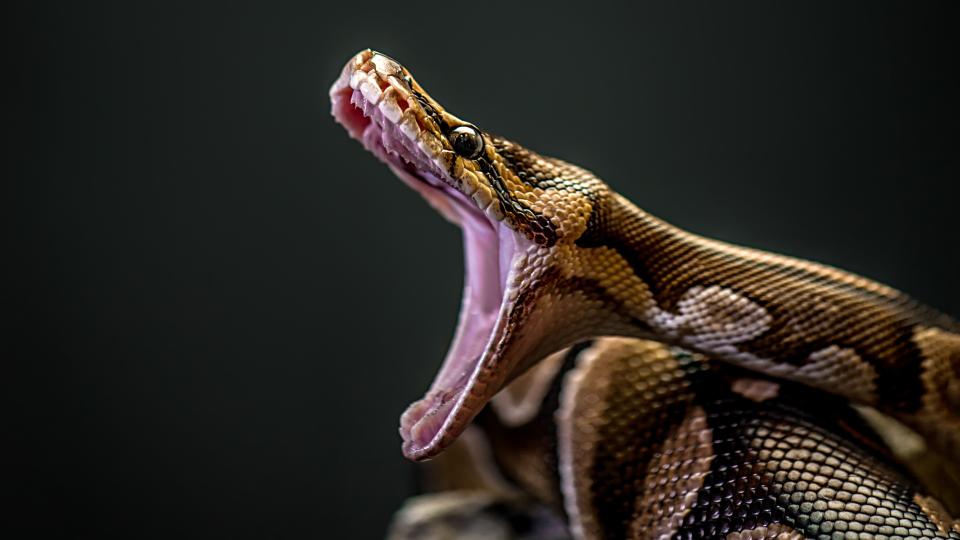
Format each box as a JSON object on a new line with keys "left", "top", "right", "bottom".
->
{"left": 331, "top": 50, "right": 632, "bottom": 460}
{"left": 331, "top": 50, "right": 628, "bottom": 462}
{"left": 331, "top": 50, "right": 555, "bottom": 460}
{"left": 329, "top": 50, "right": 532, "bottom": 230}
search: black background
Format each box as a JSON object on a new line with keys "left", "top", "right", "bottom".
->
{"left": 8, "top": 2, "right": 959, "bottom": 538}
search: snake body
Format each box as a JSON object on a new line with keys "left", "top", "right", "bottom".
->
{"left": 330, "top": 50, "right": 959, "bottom": 538}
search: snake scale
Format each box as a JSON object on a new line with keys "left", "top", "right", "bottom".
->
{"left": 330, "top": 50, "right": 960, "bottom": 539}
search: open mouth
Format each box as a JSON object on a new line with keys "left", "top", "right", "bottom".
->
{"left": 329, "top": 52, "right": 530, "bottom": 460}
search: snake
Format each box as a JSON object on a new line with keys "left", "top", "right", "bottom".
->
{"left": 330, "top": 50, "right": 960, "bottom": 539}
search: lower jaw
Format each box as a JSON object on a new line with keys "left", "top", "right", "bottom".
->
{"left": 397, "top": 219, "right": 515, "bottom": 460}
{"left": 398, "top": 386, "right": 462, "bottom": 455}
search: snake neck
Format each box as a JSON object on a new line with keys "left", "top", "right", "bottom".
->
{"left": 556, "top": 190, "right": 960, "bottom": 460}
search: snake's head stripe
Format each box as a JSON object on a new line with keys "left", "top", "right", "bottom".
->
{"left": 329, "top": 49, "right": 606, "bottom": 246}
{"left": 331, "top": 50, "right": 622, "bottom": 460}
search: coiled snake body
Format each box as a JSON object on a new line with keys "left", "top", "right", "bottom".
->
{"left": 330, "top": 50, "right": 960, "bottom": 539}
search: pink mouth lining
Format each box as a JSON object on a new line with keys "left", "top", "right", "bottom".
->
{"left": 331, "top": 74, "right": 522, "bottom": 459}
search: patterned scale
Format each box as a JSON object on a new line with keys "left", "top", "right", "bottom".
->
{"left": 395, "top": 339, "right": 960, "bottom": 540}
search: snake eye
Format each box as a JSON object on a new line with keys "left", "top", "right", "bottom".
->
{"left": 450, "top": 125, "right": 485, "bottom": 160}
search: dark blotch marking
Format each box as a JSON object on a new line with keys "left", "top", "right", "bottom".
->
{"left": 475, "top": 156, "right": 558, "bottom": 247}
{"left": 673, "top": 373, "right": 926, "bottom": 539}
{"left": 575, "top": 196, "right": 933, "bottom": 413}
{"left": 410, "top": 90, "right": 451, "bottom": 135}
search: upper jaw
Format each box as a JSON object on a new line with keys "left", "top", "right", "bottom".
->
{"left": 329, "top": 50, "right": 509, "bottom": 227}
{"left": 329, "top": 50, "right": 453, "bottom": 192}
{"left": 329, "top": 51, "right": 447, "bottom": 188}
{"left": 330, "top": 50, "right": 541, "bottom": 460}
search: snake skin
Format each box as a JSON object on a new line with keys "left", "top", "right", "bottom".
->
{"left": 391, "top": 339, "right": 959, "bottom": 539}
{"left": 329, "top": 50, "right": 960, "bottom": 538}
{"left": 465, "top": 339, "right": 959, "bottom": 540}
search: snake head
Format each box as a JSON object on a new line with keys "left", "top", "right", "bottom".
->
{"left": 331, "top": 50, "right": 630, "bottom": 460}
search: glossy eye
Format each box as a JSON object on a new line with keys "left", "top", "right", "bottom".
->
{"left": 450, "top": 125, "right": 485, "bottom": 160}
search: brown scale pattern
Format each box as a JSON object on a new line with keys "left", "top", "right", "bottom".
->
{"left": 583, "top": 347, "right": 707, "bottom": 539}
{"left": 671, "top": 392, "right": 955, "bottom": 540}
{"left": 479, "top": 339, "right": 959, "bottom": 540}
{"left": 491, "top": 136, "right": 608, "bottom": 241}
{"left": 567, "top": 192, "right": 960, "bottom": 448}
{"left": 487, "top": 125, "right": 960, "bottom": 461}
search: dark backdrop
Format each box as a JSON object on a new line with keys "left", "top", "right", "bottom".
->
{"left": 8, "top": 2, "right": 958, "bottom": 538}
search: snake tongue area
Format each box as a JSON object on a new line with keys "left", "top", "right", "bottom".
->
{"left": 330, "top": 50, "right": 536, "bottom": 461}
